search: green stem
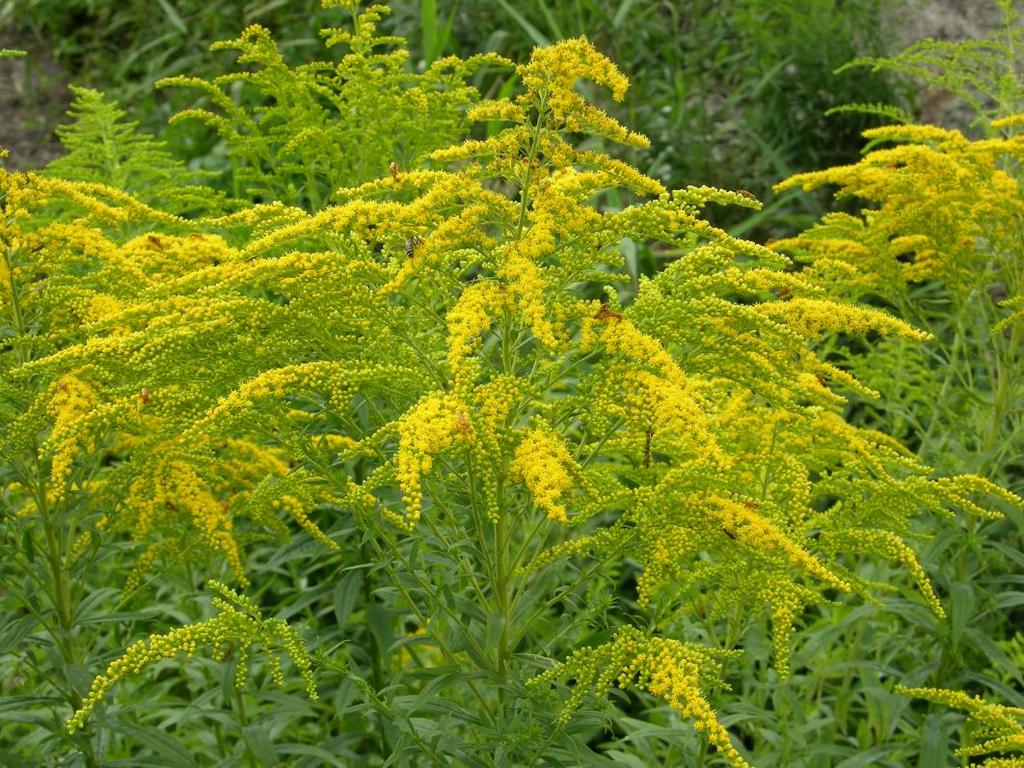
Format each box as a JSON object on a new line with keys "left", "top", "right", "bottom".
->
{"left": 981, "top": 321, "right": 1020, "bottom": 475}
{"left": 514, "top": 91, "right": 548, "bottom": 238}
{"left": 495, "top": 510, "right": 510, "bottom": 680}
{"left": 3, "top": 238, "right": 32, "bottom": 365}
{"left": 233, "top": 689, "right": 258, "bottom": 768}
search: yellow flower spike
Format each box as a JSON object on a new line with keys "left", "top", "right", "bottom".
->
{"left": 446, "top": 279, "right": 506, "bottom": 389}
{"left": 395, "top": 393, "right": 468, "bottom": 527}
{"left": 823, "top": 528, "right": 944, "bottom": 618}
{"left": 699, "top": 493, "right": 850, "bottom": 592}
{"left": 465, "top": 100, "right": 527, "bottom": 124}
{"left": 995, "top": 294, "right": 1024, "bottom": 332}
{"left": 898, "top": 686, "right": 1024, "bottom": 768}
{"left": 530, "top": 626, "right": 748, "bottom": 768}
{"left": 518, "top": 38, "right": 649, "bottom": 148}
{"left": 775, "top": 121, "right": 1024, "bottom": 306}
{"left": 45, "top": 376, "right": 100, "bottom": 497}
{"left": 67, "top": 581, "right": 317, "bottom": 734}
{"left": 497, "top": 250, "right": 563, "bottom": 350}
{"left": 276, "top": 493, "right": 340, "bottom": 552}
{"left": 755, "top": 297, "right": 930, "bottom": 342}
{"left": 589, "top": 316, "right": 691, "bottom": 389}
{"left": 511, "top": 426, "right": 576, "bottom": 523}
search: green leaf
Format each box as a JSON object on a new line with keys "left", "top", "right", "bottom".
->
{"left": 333, "top": 570, "right": 362, "bottom": 629}
{"left": 918, "top": 713, "right": 950, "bottom": 768}
{"left": 612, "top": 1, "right": 639, "bottom": 30}
{"left": 0, "top": 615, "right": 36, "bottom": 654}
{"left": 242, "top": 724, "right": 278, "bottom": 766}
{"left": 949, "top": 581, "right": 975, "bottom": 647}
{"left": 106, "top": 720, "right": 200, "bottom": 768}
{"left": 534, "top": 0, "right": 564, "bottom": 41}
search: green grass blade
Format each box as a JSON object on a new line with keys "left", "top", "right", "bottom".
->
{"left": 421, "top": 0, "right": 438, "bottom": 63}
{"left": 155, "top": 0, "right": 188, "bottom": 35}
{"left": 495, "top": 0, "right": 550, "bottom": 47}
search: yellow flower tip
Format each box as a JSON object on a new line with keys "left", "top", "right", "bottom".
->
{"left": 625, "top": 131, "right": 651, "bottom": 149}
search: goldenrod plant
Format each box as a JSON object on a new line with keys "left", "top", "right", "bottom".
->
{"left": 771, "top": 4, "right": 1024, "bottom": 763}
{"left": 155, "top": 0, "right": 505, "bottom": 209}
{"left": 2, "top": 2, "right": 1021, "bottom": 766}
{"left": 45, "top": 86, "right": 226, "bottom": 216}
{"left": 773, "top": 118, "right": 1024, "bottom": 484}
{"left": 840, "top": 0, "right": 1023, "bottom": 127}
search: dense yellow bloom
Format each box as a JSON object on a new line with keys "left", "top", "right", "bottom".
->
{"left": 396, "top": 393, "right": 470, "bottom": 528}
{"left": 822, "top": 528, "right": 944, "bottom": 617}
{"left": 8, "top": 10, "right": 1017, "bottom": 755}
{"left": 511, "top": 426, "right": 575, "bottom": 523}
{"left": 518, "top": 38, "right": 649, "bottom": 148}
{"left": 446, "top": 279, "right": 506, "bottom": 389}
{"left": 498, "top": 250, "right": 562, "bottom": 350}
{"left": 774, "top": 121, "right": 1024, "bottom": 306}
{"left": 46, "top": 376, "right": 100, "bottom": 497}
{"left": 754, "top": 297, "right": 929, "bottom": 341}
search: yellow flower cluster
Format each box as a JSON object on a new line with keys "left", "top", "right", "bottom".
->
{"left": 620, "top": 635, "right": 748, "bottom": 768}
{"left": 67, "top": 581, "right": 317, "bottom": 734}
{"left": 898, "top": 686, "right": 1024, "bottom": 768}
{"left": 754, "top": 297, "right": 929, "bottom": 342}
{"left": 190, "top": 361, "right": 413, "bottom": 442}
{"left": 701, "top": 494, "right": 850, "bottom": 592}
{"left": 395, "top": 393, "right": 470, "bottom": 528}
{"left": 45, "top": 376, "right": 100, "bottom": 496}
{"left": 445, "top": 279, "right": 506, "bottom": 389}
{"left": 822, "top": 528, "right": 945, "bottom": 617}
{"left": 30, "top": 175, "right": 183, "bottom": 226}
{"left": 498, "top": 251, "right": 562, "bottom": 350}
{"left": 583, "top": 315, "right": 686, "bottom": 386}
{"left": 530, "top": 625, "right": 747, "bottom": 767}
{"left": 8, "top": 9, "right": 1018, "bottom": 753}
{"left": 148, "top": 458, "right": 244, "bottom": 582}
{"left": 518, "top": 38, "right": 650, "bottom": 148}
{"left": 510, "top": 426, "right": 575, "bottom": 523}
{"left": 274, "top": 493, "right": 339, "bottom": 552}
{"left": 774, "top": 119, "right": 1024, "bottom": 305}
{"left": 996, "top": 294, "right": 1024, "bottom": 332}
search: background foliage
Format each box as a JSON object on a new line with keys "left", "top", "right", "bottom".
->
{"left": 1, "top": 0, "right": 912, "bottom": 233}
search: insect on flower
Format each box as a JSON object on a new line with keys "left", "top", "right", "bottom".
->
{"left": 594, "top": 301, "right": 623, "bottom": 322}
{"left": 643, "top": 427, "right": 653, "bottom": 468}
{"left": 147, "top": 235, "right": 165, "bottom": 251}
{"left": 389, "top": 161, "right": 400, "bottom": 181}
{"left": 140, "top": 387, "right": 150, "bottom": 404}
{"left": 404, "top": 235, "right": 422, "bottom": 259}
